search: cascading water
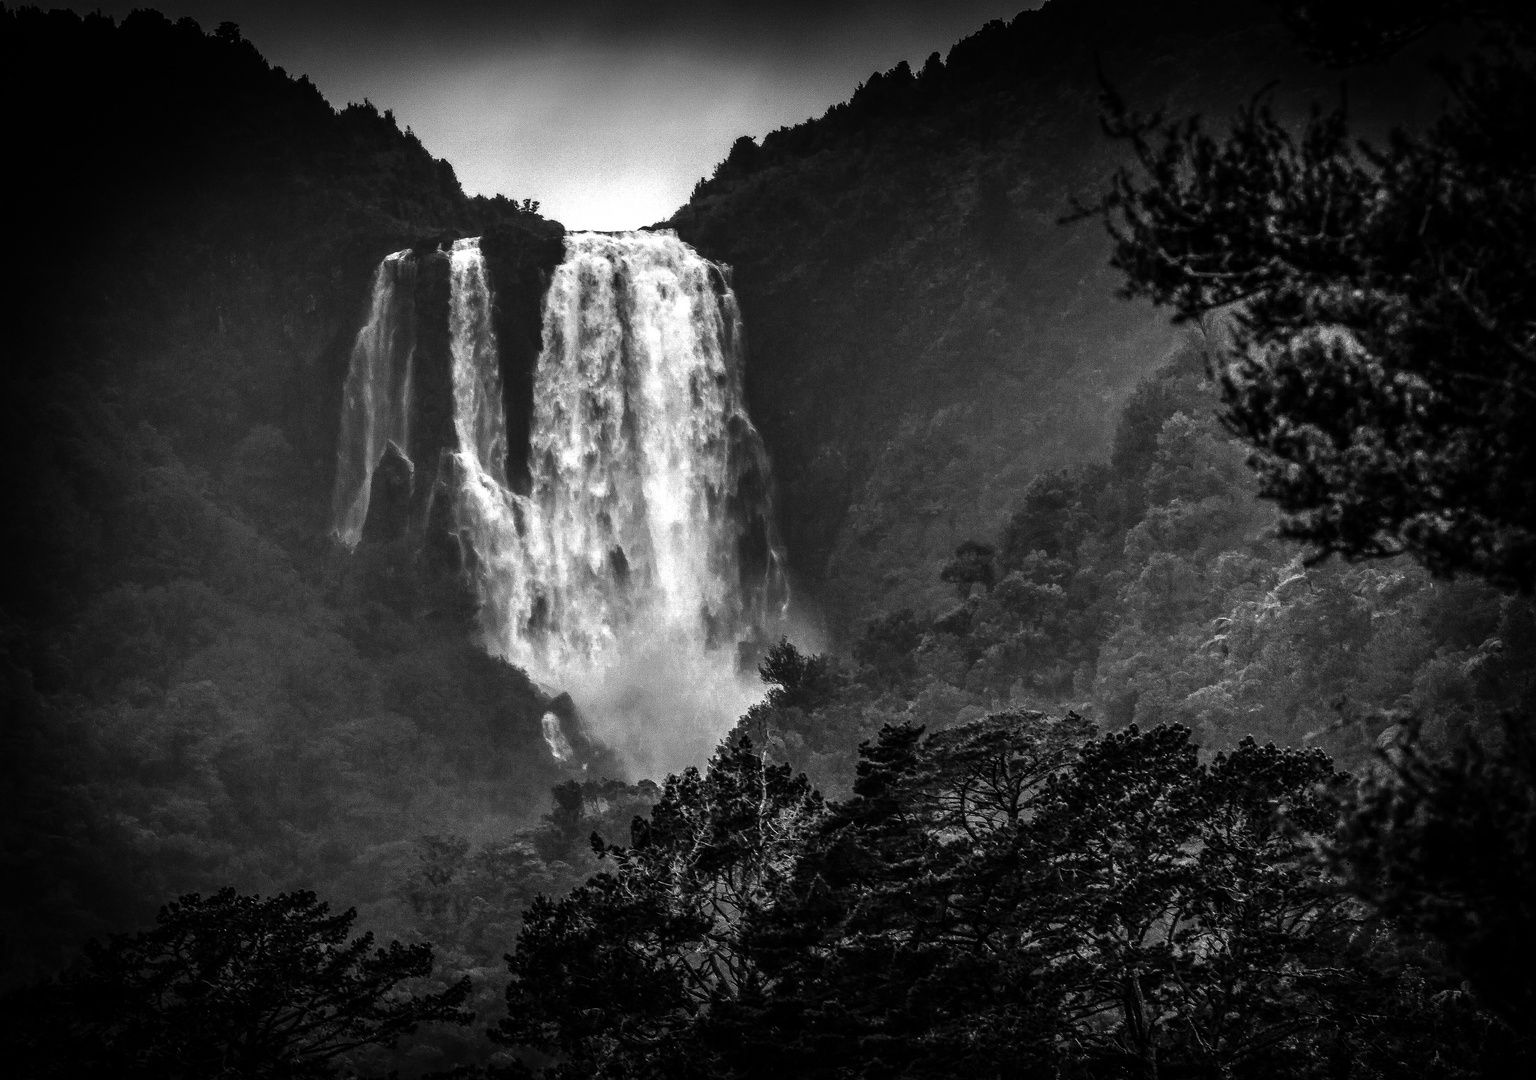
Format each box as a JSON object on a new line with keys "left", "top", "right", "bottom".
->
{"left": 452, "top": 231, "right": 787, "bottom": 776}
{"left": 449, "top": 238, "right": 508, "bottom": 491}
{"left": 331, "top": 250, "right": 417, "bottom": 546}
{"left": 335, "top": 230, "right": 787, "bottom": 777}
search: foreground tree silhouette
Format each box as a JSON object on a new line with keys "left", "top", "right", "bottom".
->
{"left": 497, "top": 712, "right": 1499, "bottom": 1078}
{"left": 3, "top": 888, "right": 472, "bottom": 1079}
{"left": 1335, "top": 715, "right": 1536, "bottom": 1028}
{"left": 493, "top": 738, "right": 823, "bottom": 1079}
{"left": 1078, "top": 0, "right": 1536, "bottom": 1035}
{"left": 1078, "top": 0, "right": 1536, "bottom": 591}
{"left": 725, "top": 719, "right": 1432, "bottom": 1079}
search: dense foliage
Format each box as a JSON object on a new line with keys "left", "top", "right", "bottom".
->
{"left": 7, "top": 2, "right": 1534, "bottom": 1077}
{"left": 1078, "top": 0, "right": 1536, "bottom": 589}
{"left": 1336, "top": 714, "right": 1536, "bottom": 1026}
{"left": 728, "top": 339, "right": 1534, "bottom": 801}
{"left": 1, "top": 889, "right": 472, "bottom": 1078}
{"left": 494, "top": 740, "right": 822, "bottom": 1077}
{"left": 0, "top": 7, "right": 577, "bottom": 1015}
{"left": 1071, "top": 0, "right": 1536, "bottom": 1049}
{"left": 673, "top": 0, "right": 1437, "bottom": 636}
{"left": 497, "top": 716, "right": 1520, "bottom": 1079}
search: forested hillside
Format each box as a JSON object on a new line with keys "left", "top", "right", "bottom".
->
{"left": 673, "top": 0, "right": 1445, "bottom": 637}
{"left": 721, "top": 336, "right": 1534, "bottom": 802}
{"left": 4, "top": 1, "right": 1533, "bottom": 1076}
{"left": 0, "top": 7, "right": 589, "bottom": 1007}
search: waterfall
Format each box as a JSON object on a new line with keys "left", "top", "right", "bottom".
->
{"left": 331, "top": 249, "right": 417, "bottom": 546}
{"left": 445, "top": 230, "right": 787, "bottom": 774}
{"left": 334, "top": 232, "right": 786, "bottom": 773}
{"left": 449, "top": 238, "right": 507, "bottom": 490}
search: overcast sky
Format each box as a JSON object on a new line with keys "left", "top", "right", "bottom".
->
{"left": 82, "top": 1, "right": 1037, "bottom": 229}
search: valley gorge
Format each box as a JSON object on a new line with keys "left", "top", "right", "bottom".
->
{"left": 5, "top": 2, "right": 1533, "bottom": 1076}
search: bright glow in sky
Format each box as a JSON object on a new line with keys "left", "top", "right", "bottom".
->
{"left": 84, "top": 2, "right": 1036, "bottom": 229}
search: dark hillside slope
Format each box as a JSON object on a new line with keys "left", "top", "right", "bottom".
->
{"left": 673, "top": 0, "right": 1443, "bottom": 638}
{"left": 5, "top": 5, "right": 557, "bottom": 502}
{"left": 1, "top": 7, "right": 578, "bottom": 987}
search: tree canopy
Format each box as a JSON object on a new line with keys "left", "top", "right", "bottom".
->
{"left": 1, "top": 889, "right": 472, "bottom": 1079}
{"left": 1076, "top": 0, "right": 1536, "bottom": 1040}
{"left": 495, "top": 714, "right": 1510, "bottom": 1079}
{"left": 1079, "top": 0, "right": 1536, "bottom": 590}
{"left": 494, "top": 739, "right": 823, "bottom": 1078}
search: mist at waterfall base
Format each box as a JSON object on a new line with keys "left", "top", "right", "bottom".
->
{"left": 334, "top": 231, "right": 789, "bottom": 781}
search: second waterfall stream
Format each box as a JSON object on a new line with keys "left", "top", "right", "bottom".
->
{"left": 337, "top": 231, "right": 788, "bottom": 777}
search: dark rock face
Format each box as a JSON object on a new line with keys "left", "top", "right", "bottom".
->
{"left": 335, "top": 221, "right": 565, "bottom": 554}
{"left": 420, "top": 450, "right": 468, "bottom": 579}
{"left": 360, "top": 441, "right": 415, "bottom": 545}
{"left": 407, "top": 223, "right": 565, "bottom": 506}
{"left": 406, "top": 248, "right": 456, "bottom": 530}
{"left": 482, "top": 221, "right": 567, "bottom": 495}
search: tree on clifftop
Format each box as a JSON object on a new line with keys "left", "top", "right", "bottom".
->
{"left": 1078, "top": 0, "right": 1536, "bottom": 591}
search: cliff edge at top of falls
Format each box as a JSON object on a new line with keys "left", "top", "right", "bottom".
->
{"left": 666, "top": 0, "right": 1447, "bottom": 641}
